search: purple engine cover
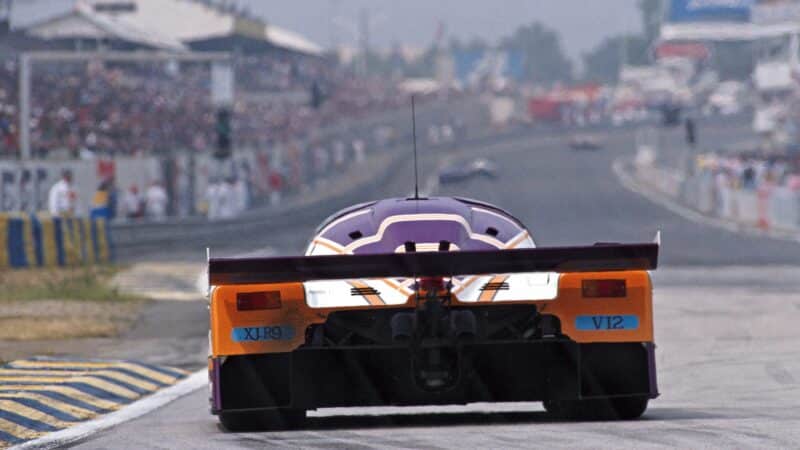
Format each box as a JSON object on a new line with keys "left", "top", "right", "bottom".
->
{"left": 314, "top": 197, "right": 531, "bottom": 254}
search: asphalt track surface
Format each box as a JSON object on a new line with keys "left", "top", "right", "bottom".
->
{"left": 70, "top": 119, "right": 800, "bottom": 449}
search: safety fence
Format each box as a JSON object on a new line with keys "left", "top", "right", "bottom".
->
{"left": 634, "top": 157, "right": 800, "bottom": 234}
{"left": 680, "top": 174, "right": 800, "bottom": 232}
{"left": 0, "top": 213, "right": 111, "bottom": 269}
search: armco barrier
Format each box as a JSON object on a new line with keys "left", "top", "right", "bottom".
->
{"left": 0, "top": 213, "right": 111, "bottom": 269}
{"left": 637, "top": 163, "right": 800, "bottom": 234}
{"left": 634, "top": 164, "right": 683, "bottom": 197}
{"left": 769, "top": 187, "right": 800, "bottom": 230}
{"left": 735, "top": 190, "right": 761, "bottom": 226}
{"left": 718, "top": 186, "right": 736, "bottom": 218}
{"left": 696, "top": 174, "right": 716, "bottom": 214}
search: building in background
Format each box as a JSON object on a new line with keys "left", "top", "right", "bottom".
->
{"left": 9, "top": 0, "right": 322, "bottom": 56}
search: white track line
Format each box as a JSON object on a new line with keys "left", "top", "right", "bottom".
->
{"left": 12, "top": 370, "right": 206, "bottom": 450}
{"left": 613, "top": 158, "right": 800, "bottom": 243}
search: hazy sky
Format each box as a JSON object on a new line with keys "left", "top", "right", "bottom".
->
{"left": 241, "top": 0, "right": 642, "bottom": 60}
{"left": 12, "top": 0, "right": 642, "bottom": 63}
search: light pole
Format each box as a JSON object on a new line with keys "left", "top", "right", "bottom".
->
{"left": 18, "top": 53, "right": 30, "bottom": 160}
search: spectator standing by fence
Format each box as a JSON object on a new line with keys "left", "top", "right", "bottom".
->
{"left": 206, "top": 178, "right": 221, "bottom": 220}
{"left": 217, "top": 178, "right": 236, "bottom": 219}
{"left": 47, "top": 169, "right": 76, "bottom": 216}
{"left": 233, "top": 176, "right": 248, "bottom": 215}
{"left": 145, "top": 181, "right": 168, "bottom": 221}
{"left": 122, "top": 184, "right": 143, "bottom": 219}
{"left": 90, "top": 176, "right": 117, "bottom": 220}
{"left": 269, "top": 170, "right": 283, "bottom": 206}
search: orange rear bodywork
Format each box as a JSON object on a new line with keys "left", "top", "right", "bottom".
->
{"left": 209, "top": 270, "right": 654, "bottom": 357}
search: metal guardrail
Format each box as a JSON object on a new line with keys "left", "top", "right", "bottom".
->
{"left": 635, "top": 160, "right": 800, "bottom": 234}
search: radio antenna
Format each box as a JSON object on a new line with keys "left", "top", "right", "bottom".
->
{"left": 411, "top": 95, "right": 419, "bottom": 200}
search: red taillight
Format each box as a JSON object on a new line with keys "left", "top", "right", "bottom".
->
{"left": 418, "top": 277, "right": 446, "bottom": 292}
{"left": 582, "top": 279, "right": 626, "bottom": 298}
{"left": 236, "top": 291, "right": 282, "bottom": 311}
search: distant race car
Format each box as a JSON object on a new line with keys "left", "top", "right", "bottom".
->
{"left": 568, "top": 134, "right": 604, "bottom": 150}
{"left": 438, "top": 158, "right": 497, "bottom": 183}
{"left": 207, "top": 196, "right": 660, "bottom": 431}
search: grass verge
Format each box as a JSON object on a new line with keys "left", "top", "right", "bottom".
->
{"left": 0, "top": 265, "right": 140, "bottom": 302}
{"left": 0, "top": 266, "right": 147, "bottom": 343}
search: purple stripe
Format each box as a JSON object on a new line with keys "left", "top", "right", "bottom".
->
{"left": 646, "top": 342, "right": 659, "bottom": 398}
{"left": 319, "top": 197, "right": 526, "bottom": 251}
{"left": 212, "top": 358, "right": 222, "bottom": 412}
{"left": 470, "top": 208, "right": 524, "bottom": 242}
{"left": 353, "top": 220, "right": 499, "bottom": 254}
{"left": 322, "top": 210, "right": 374, "bottom": 246}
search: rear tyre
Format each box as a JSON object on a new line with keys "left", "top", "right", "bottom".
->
{"left": 610, "top": 396, "right": 649, "bottom": 420}
{"left": 544, "top": 396, "right": 648, "bottom": 421}
{"left": 219, "top": 409, "right": 306, "bottom": 432}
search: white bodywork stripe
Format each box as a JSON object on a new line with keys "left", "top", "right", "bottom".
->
{"left": 316, "top": 208, "right": 372, "bottom": 237}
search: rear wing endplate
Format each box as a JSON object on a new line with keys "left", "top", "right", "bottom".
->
{"left": 209, "top": 243, "right": 658, "bottom": 286}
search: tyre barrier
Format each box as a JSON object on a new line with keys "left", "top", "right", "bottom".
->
{"left": 0, "top": 214, "right": 112, "bottom": 269}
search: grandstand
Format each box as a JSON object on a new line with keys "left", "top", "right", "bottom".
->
{"left": 0, "top": 0, "right": 409, "bottom": 159}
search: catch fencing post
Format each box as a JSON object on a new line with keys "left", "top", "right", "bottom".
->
{"left": 19, "top": 53, "right": 31, "bottom": 160}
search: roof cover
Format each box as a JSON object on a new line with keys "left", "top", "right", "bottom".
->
{"left": 125, "top": 0, "right": 323, "bottom": 54}
{"left": 660, "top": 22, "right": 799, "bottom": 42}
{"left": 24, "top": 2, "right": 185, "bottom": 50}
{"left": 266, "top": 25, "right": 323, "bottom": 56}
{"left": 18, "top": 0, "right": 323, "bottom": 55}
{"left": 88, "top": 0, "right": 243, "bottom": 43}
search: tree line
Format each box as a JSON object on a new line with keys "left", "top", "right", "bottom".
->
{"left": 360, "top": 0, "right": 752, "bottom": 84}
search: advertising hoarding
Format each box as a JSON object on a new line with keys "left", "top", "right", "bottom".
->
{"left": 668, "top": 0, "right": 755, "bottom": 23}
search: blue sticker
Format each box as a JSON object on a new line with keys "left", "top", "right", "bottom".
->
{"left": 232, "top": 325, "right": 295, "bottom": 342}
{"left": 575, "top": 315, "right": 639, "bottom": 331}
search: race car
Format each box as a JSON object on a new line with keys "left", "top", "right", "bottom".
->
{"left": 438, "top": 158, "right": 497, "bottom": 184}
{"left": 568, "top": 134, "right": 604, "bottom": 150}
{"left": 207, "top": 196, "right": 659, "bottom": 431}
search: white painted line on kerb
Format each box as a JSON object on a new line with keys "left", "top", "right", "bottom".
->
{"left": 12, "top": 370, "right": 206, "bottom": 450}
{"left": 613, "top": 158, "right": 800, "bottom": 244}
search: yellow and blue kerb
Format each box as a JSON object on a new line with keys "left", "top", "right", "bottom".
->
{"left": 0, "top": 214, "right": 112, "bottom": 269}
{"left": 0, "top": 357, "right": 189, "bottom": 448}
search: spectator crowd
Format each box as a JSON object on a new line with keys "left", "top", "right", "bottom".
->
{"left": 0, "top": 53, "right": 408, "bottom": 158}
{"left": 696, "top": 151, "right": 800, "bottom": 192}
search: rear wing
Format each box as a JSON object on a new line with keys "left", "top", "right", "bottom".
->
{"left": 209, "top": 243, "right": 658, "bottom": 286}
